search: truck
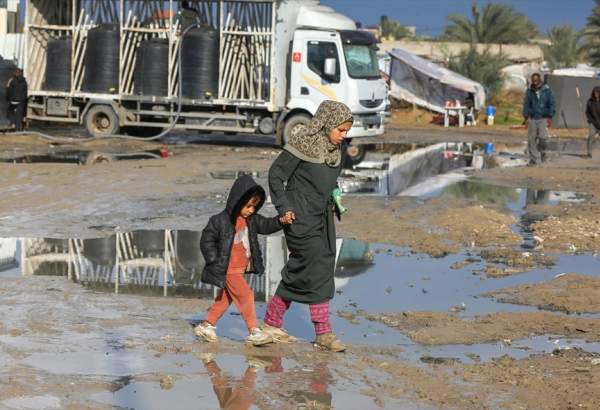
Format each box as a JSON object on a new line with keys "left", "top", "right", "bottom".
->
{"left": 24, "top": 0, "right": 387, "bottom": 154}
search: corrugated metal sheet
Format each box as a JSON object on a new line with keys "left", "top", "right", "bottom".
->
{"left": 0, "top": 33, "right": 24, "bottom": 68}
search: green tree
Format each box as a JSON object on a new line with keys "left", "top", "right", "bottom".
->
{"left": 582, "top": 0, "right": 600, "bottom": 66}
{"left": 380, "top": 16, "right": 412, "bottom": 40}
{"left": 447, "top": 47, "right": 508, "bottom": 97}
{"left": 543, "top": 26, "right": 582, "bottom": 69}
{"left": 443, "top": 2, "right": 538, "bottom": 44}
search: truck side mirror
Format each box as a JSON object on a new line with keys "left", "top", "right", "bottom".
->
{"left": 323, "top": 58, "right": 337, "bottom": 79}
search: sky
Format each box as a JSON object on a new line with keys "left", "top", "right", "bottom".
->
{"left": 320, "top": 0, "right": 597, "bottom": 37}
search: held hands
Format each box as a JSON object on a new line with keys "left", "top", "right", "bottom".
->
{"left": 279, "top": 211, "right": 296, "bottom": 225}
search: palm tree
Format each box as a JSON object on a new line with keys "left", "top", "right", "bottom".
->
{"left": 380, "top": 16, "right": 412, "bottom": 40}
{"left": 447, "top": 47, "right": 508, "bottom": 97}
{"left": 443, "top": 2, "right": 538, "bottom": 44}
{"left": 543, "top": 26, "right": 582, "bottom": 69}
{"left": 583, "top": 0, "right": 600, "bottom": 66}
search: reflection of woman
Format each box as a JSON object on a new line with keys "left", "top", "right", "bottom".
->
{"left": 260, "top": 101, "right": 353, "bottom": 352}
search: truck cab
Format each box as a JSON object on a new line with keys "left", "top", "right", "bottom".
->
{"left": 283, "top": 3, "right": 387, "bottom": 143}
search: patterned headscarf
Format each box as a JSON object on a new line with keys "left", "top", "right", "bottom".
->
{"left": 284, "top": 101, "right": 353, "bottom": 167}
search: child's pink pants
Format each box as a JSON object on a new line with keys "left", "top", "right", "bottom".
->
{"left": 264, "top": 295, "right": 332, "bottom": 335}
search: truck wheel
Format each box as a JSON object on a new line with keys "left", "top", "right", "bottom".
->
{"left": 343, "top": 144, "right": 366, "bottom": 167}
{"left": 85, "top": 151, "right": 115, "bottom": 165}
{"left": 282, "top": 113, "right": 311, "bottom": 146}
{"left": 85, "top": 105, "right": 119, "bottom": 138}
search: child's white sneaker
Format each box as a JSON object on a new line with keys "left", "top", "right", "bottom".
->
{"left": 246, "top": 328, "right": 273, "bottom": 346}
{"left": 260, "top": 323, "right": 297, "bottom": 343}
{"left": 194, "top": 321, "right": 217, "bottom": 342}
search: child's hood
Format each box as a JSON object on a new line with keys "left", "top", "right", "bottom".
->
{"left": 225, "top": 175, "right": 266, "bottom": 222}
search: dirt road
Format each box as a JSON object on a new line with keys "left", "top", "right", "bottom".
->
{"left": 0, "top": 126, "right": 599, "bottom": 409}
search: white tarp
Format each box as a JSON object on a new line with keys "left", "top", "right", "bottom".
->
{"left": 552, "top": 64, "right": 600, "bottom": 78}
{"left": 0, "top": 33, "right": 24, "bottom": 68}
{"left": 387, "top": 48, "right": 486, "bottom": 114}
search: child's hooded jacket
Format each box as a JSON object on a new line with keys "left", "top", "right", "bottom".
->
{"left": 200, "top": 175, "right": 282, "bottom": 288}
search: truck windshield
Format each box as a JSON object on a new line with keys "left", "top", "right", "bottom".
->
{"left": 343, "top": 45, "right": 380, "bottom": 79}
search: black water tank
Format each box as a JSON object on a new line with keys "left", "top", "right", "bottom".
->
{"left": 181, "top": 26, "right": 219, "bottom": 99}
{"left": 0, "top": 57, "right": 17, "bottom": 127}
{"left": 131, "top": 230, "right": 165, "bottom": 256}
{"left": 83, "top": 236, "right": 116, "bottom": 266}
{"left": 44, "top": 37, "right": 72, "bottom": 91}
{"left": 134, "top": 38, "right": 168, "bottom": 96}
{"left": 176, "top": 230, "right": 203, "bottom": 271}
{"left": 82, "top": 24, "right": 120, "bottom": 93}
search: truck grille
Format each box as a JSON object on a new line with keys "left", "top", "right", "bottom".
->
{"left": 360, "top": 99, "right": 383, "bottom": 108}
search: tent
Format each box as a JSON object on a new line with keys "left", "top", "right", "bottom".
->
{"left": 387, "top": 48, "right": 486, "bottom": 114}
{"left": 547, "top": 74, "right": 600, "bottom": 129}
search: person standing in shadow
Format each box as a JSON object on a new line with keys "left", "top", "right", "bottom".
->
{"left": 6, "top": 68, "right": 28, "bottom": 131}
{"left": 585, "top": 86, "right": 600, "bottom": 158}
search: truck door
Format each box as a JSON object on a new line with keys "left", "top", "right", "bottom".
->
{"left": 288, "top": 30, "right": 348, "bottom": 115}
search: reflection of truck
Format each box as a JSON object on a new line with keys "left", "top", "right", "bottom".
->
{"left": 24, "top": 0, "right": 387, "bottom": 147}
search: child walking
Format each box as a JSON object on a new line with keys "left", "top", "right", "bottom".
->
{"left": 194, "top": 175, "right": 291, "bottom": 346}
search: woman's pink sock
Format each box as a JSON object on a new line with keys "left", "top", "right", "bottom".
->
{"left": 264, "top": 295, "right": 291, "bottom": 328}
{"left": 310, "top": 302, "right": 332, "bottom": 335}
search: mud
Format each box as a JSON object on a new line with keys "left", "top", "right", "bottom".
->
{"left": 485, "top": 273, "right": 600, "bottom": 314}
{"left": 1, "top": 128, "right": 600, "bottom": 408}
{"left": 477, "top": 248, "right": 555, "bottom": 278}
{"left": 339, "top": 195, "right": 461, "bottom": 257}
{"left": 363, "top": 311, "right": 600, "bottom": 345}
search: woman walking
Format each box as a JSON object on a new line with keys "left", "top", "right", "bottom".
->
{"left": 260, "top": 100, "right": 353, "bottom": 352}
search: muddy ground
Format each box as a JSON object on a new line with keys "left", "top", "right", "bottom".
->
{"left": 1, "top": 124, "right": 600, "bottom": 409}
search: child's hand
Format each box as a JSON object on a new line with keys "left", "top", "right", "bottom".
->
{"left": 279, "top": 211, "right": 296, "bottom": 225}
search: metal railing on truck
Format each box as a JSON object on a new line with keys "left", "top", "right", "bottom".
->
{"left": 24, "top": 0, "right": 277, "bottom": 125}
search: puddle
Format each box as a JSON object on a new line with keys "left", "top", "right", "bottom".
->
{"left": 209, "top": 170, "right": 268, "bottom": 180}
{"left": 424, "top": 180, "right": 593, "bottom": 249}
{"left": 3, "top": 175, "right": 598, "bottom": 360}
{"left": 6, "top": 227, "right": 600, "bottom": 367}
{"left": 339, "top": 142, "right": 478, "bottom": 195}
{"left": 89, "top": 354, "right": 412, "bottom": 410}
{"left": 0, "top": 149, "right": 168, "bottom": 164}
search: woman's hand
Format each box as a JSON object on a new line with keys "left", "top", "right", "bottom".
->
{"left": 279, "top": 211, "right": 296, "bottom": 225}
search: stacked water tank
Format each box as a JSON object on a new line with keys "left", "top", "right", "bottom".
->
{"left": 44, "top": 37, "right": 72, "bottom": 91}
{"left": 0, "top": 57, "right": 17, "bottom": 128}
{"left": 134, "top": 38, "right": 169, "bottom": 96}
{"left": 82, "top": 24, "right": 120, "bottom": 93}
{"left": 181, "top": 26, "right": 219, "bottom": 99}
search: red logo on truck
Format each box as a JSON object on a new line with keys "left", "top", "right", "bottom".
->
{"left": 292, "top": 52, "right": 301, "bottom": 62}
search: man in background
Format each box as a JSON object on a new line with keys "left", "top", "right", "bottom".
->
{"left": 6, "top": 68, "right": 28, "bottom": 131}
{"left": 523, "top": 73, "right": 555, "bottom": 165}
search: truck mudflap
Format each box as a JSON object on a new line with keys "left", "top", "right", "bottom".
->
{"left": 347, "top": 113, "right": 384, "bottom": 138}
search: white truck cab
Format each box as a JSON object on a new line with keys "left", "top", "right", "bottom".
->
{"left": 284, "top": 3, "right": 387, "bottom": 141}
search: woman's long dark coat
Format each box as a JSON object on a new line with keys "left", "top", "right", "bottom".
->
{"left": 268, "top": 150, "right": 341, "bottom": 304}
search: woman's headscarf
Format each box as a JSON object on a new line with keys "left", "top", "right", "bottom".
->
{"left": 284, "top": 100, "right": 353, "bottom": 167}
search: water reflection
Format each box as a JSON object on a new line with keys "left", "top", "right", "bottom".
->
{"left": 201, "top": 353, "right": 333, "bottom": 410}
{"left": 439, "top": 180, "right": 520, "bottom": 206}
{"left": 339, "top": 142, "right": 475, "bottom": 196}
{"left": 203, "top": 357, "right": 258, "bottom": 410}
{"left": 12, "top": 231, "right": 373, "bottom": 301}
{"left": 0, "top": 238, "right": 18, "bottom": 276}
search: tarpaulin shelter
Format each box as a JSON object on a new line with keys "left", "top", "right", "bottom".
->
{"left": 546, "top": 74, "right": 600, "bottom": 128}
{"left": 388, "top": 48, "right": 486, "bottom": 113}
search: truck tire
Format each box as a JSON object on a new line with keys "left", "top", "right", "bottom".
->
{"left": 85, "top": 105, "right": 119, "bottom": 137}
{"left": 85, "top": 151, "right": 115, "bottom": 165}
{"left": 343, "top": 144, "right": 366, "bottom": 168}
{"left": 282, "top": 113, "right": 311, "bottom": 146}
